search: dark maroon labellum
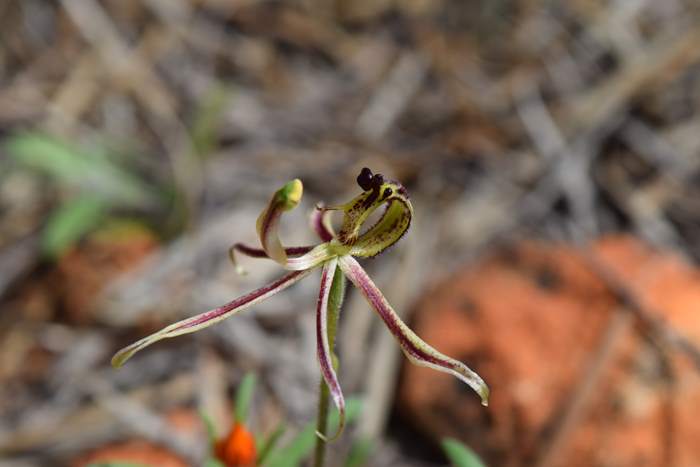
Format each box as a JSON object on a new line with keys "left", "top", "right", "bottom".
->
{"left": 372, "top": 174, "right": 384, "bottom": 189}
{"left": 357, "top": 167, "right": 374, "bottom": 191}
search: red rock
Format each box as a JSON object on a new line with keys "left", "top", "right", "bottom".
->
{"left": 400, "top": 235, "right": 700, "bottom": 467}
{"left": 73, "top": 440, "right": 188, "bottom": 467}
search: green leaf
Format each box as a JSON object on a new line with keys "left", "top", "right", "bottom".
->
{"left": 199, "top": 410, "right": 218, "bottom": 451}
{"left": 7, "top": 133, "right": 95, "bottom": 182}
{"left": 264, "top": 398, "right": 362, "bottom": 467}
{"left": 203, "top": 458, "right": 226, "bottom": 467}
{"left": 42, "top": 196, "right": 107, "bottom": 257}
{"left": 344, "top": 437, "right": 374, "bottom": 467}
{"left": 256, "top": 423, "right": 286, "bottom": 466}
{"left": 6, "top": 133, "right": 156, "bottom": 207}
{"left": 441, "top": 438, "right": 487, "bottom": 467}
{"left": 234, "top": 372, "right": 257, "bottom": 424}
{"left": 191, "top": 85, "right": 230, "bottom": 157}
{"left": 263, "top": 423, "right": 315, "bottom": 467}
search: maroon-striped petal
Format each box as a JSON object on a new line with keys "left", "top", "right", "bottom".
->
{"left": 310, "top": 204, "right": 335, "bottom": 242}
{"left": 256, "top": 179, "right": 303, "bottom": 264}
{"left": 338, "top": 255, "right": 489, "bottom": 406}
{"left": 112, "top": 268, "right": 314, "bottom": 368}
{"left": 233, "top": 242, "right": 334, "bottom": 272}
{"left": 284, "top": 243, "right": 335, "bottom": 271}
{"left": 315, "top": 257, "right": 345, "bottom": 441}
{"left": 229, "top": 243, "right": 314, "bottom": 274}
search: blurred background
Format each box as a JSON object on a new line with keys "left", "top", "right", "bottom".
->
{"left": 1, "top": 0, "right": 700, "bottom": 466}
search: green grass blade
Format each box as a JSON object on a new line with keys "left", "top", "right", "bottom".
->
{"left": 344, "top": 437, "right": 374, "bottom": 467}
{"left": 203, "top": 458, "right": 226, "bottom": 467}
{"left": 191, "top": 85, "right": 229, "bottom": 157}
{"left": 42, "top": 196, "right": 107, "bottom": 257}
{"left": 6, "top": 133, "right": 157, "bottom": 207}
{"left": 441, "top": 438, "right": 487, "bottom": 467}
{"left": 86, "top": 463, "right": 152, "bottom": 467}
{"left": 265, "top": 398, "right": 362, "bottom": 467}
{"left": 257, "top": 423, "right": 286, "bottom": 466}
{"left": 234, "top": 372, "right": 257, "bottom": 424}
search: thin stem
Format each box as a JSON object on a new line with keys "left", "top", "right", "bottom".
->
{"left": 314, "top": 376, "right": 331, "bottom": 467}
{"left": 313, "top": 265, "right": 345, "bottom": 467}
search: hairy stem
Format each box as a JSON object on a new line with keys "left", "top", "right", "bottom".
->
{"left": 313, "top": 265, "right": 345, "bottom": 467}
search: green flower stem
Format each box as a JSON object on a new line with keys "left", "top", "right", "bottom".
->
{"left": 314, "top": 265, "right": 345, "bottom": 467}
{"left": 314, "top": 373, "right": 331, "bottom": 467}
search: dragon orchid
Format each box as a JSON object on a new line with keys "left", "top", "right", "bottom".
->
{"left": 112, "top": 168, "right": 489, "bottom": 439}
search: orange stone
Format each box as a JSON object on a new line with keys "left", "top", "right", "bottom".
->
{"left": 400, "top": 235, "right": 700, "bottom": 467}
{"left": 73, "top": 440, "right": 188, "bottom": 467}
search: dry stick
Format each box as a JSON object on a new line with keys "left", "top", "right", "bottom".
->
{"left": 621, "top": 119, "right": 690, "bottom": 182}
{"left": 515, "top": 82, "right": 599, "bottom": 236}
{"left": 514, "top": 12, "right": 700, "bottom": 250}
{"left": 95, "top": 387, "right": 203, "bottom": 463}
{"left": 45, "top": 52, "right": 100, "bottom": 134}
{"left": 145, "top": 0, "right": 238, "bottom": 61}
{"left": 0, "top": 374, "right": 194, "bottom": 455}
{"left": 355, "top": 51, "right": 428, "bottom": 142}
{"left": 534, "top": 309, "right": 634, "bottom": 467}
{"left": 60, "top": 0, "right": 176, "bottom": 118}
{"left": 124, "top": 25, "right": 205, "bottom": 229}
{"left": 515, "top": 20, "right": 700, "bottom": 314}
{"left": 60, "top": 0, "right": 203, "bottom": 225}
{"left": 564, "top": 28, "right": 700, "bottom": 133}
{"left": 0, "top": 233, "right": 39, "bottom": 300}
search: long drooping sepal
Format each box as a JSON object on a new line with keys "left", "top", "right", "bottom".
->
{"left": 338, "top": 256, "right": 489, "bottom": 406}
{"left": 111, "top": 268, "right": 314, "bottom": 368}
{"left": 336, "top": 169, "right": 412, "bottom": 256}
{"left": 311, "top": 204, "right": 335, "bottom": 242}
{"left": 315, "top": 257, "right": 345, "bottom": 441}
{"left": 256, "top": 179, "right": 303, "bottom": 265}
{"left": 229, "top": 243, "right": 314, "bottom": 275}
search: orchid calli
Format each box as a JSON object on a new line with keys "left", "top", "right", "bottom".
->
{"left": 112, "top": 168, "right": 489, "bottom": 440}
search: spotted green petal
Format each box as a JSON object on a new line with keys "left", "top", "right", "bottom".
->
{"left": 256, "top": 179, "right": 303, "bottom": 264}
{"left": 111, "top": 268, "right": 314, "bottom": 368}
{"left": 338, "top": 255, "right": 489, "bottom": 406}
{"left": 350, "top": 197, "right": 412, "bottom": 257}
{"left": 335, "top": 173, "right": 412, "bottom": 254}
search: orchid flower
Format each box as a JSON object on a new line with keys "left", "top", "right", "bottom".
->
{"left": 112, "top": 168, "right": 489, "bottom": 439}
